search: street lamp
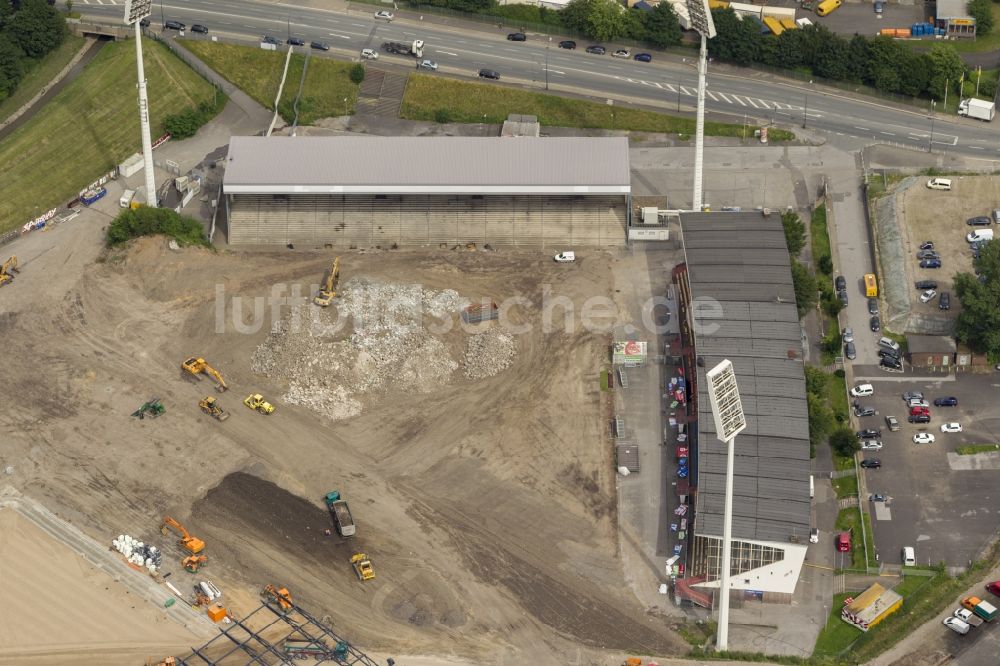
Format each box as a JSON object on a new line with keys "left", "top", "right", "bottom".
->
{"left": 685, "top": 0, "right": 716, "bottom": 212}
{"left": 706, "top": 359, "right": 747, "bottom": 653}
{"left": 124, "top": 0, "right": 158, "bottom": 208}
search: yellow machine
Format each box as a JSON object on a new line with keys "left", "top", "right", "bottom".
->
{"left": 313, "top": 257, "right": 341, "bottom": 307}
{"left": 147, "top": 658, "right": 176, "bottom": 666}
{"left": 182, "top": 357, "right": 228, "bottom": 392}
{"left": 350, "top": 553, "right": 375, "bottom": 581}
{"left": 198, "top": 396, "right": 230, "bottom": 421}
{"left": 182, "top": 554, "right": 208, "bottom": 573}
{"left": 161, "top": 516, "right": 206, "bottom": 554}
{"left": 244, "top": 393, "right": 275, "bottom": 415}
{"left": 0, "top": 255, "right": 19, "bottom": 287}
{"left": 262, "top": 584, "right": 293, "bottom": 610}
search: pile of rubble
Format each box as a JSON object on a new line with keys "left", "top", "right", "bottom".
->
{"left": 111, "top": 533, "right": 162, "bottom": 574}
{"left": 463, "top": 327, "right": 517, "bottom": 379}
{"left": 250, "top": 278, "right": 464, "bottom": 421}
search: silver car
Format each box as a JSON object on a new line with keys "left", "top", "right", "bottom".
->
{"left": 843, "top": 327, "right": 854, "bottom": 343}
{"left": 418, "top": 59, "right": 438, "bottom": 70}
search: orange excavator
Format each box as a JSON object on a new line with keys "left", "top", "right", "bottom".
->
{"left": 182, "top": 554, "right": 208, "bottom": 573}
{"left": 161, "top": 517, "right": 205, "bottom": 554}
{"left": 181, "top": 357, "right": 228, "bottom": 392}
{"left": 262, "top": 584, "right": 293, "bottom": 611}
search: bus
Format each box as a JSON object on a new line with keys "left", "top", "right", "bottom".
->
{"left": 864, "top": 273, "right": 878, "bottom": 298}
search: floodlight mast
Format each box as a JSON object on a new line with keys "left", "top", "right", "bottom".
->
{"left": 124, "top": 0, "right": 158, "bottom": 208}
{"left": 705, "top": 359, "right": 745, "bottom": 652}
{"left": 684, "top": 0, "right": 716, "bottom": 212}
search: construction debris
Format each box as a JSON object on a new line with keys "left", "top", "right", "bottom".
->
{"left": 112, "top": 533, "right": 163, "bottom": 573}
{"left": 463, "top": 328, "right": 517, "bottom": 379}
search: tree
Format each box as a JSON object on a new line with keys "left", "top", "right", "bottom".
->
{"left": 790, "top": 259, "right": 817, "bottom": 317}
{"left": 954, "top": 241, "right": 1000, "bottom": 360}
{"left": 782, "top": 210, "right": 807, "bottom": 256}
{"left": 969, "top": 0, "right": 994, "bottom": 36}
{"left": 807, "top": 392, "right": 834, "bottom": 454}
{"left": 829, "top": 426, "right": 859, "bottom": 457}
{"left": 804, "top": 366, "right": 829, "bottom": 399}
{"left": 0, "top": 39, "right": 25, "bottom": 97}
{"left": 640, "top": 3, "right": 682, "bottom": 48}
{"left": 925, "top": 44, "right": 965, "bottom": 100}
{"left": 7, "top": 0, "right": 66, "bottom": 59}
{"left": 813, "top": 29, "right": 849, "bottom": 81}
{"left": 708, "top": 8, "right": 763, "bottom": 66}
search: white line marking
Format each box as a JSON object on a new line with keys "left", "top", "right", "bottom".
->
{"left": 706, "top": 90, "right": 718, "bottom": 101}
{"left": 732, "top": 95, "right": 747, "bottom": 106}
{"left": 718, "top": 92, "right": 732, "bottom": 103}
{"left": 968, "top": 146, "right": 985, "bottom": 150}
{"left": 746, "top": 97, "right": 760, "bottom": 108}
{"left": 880, "top": 131, "right": 894, "bottom": 136}
{"left": 855, "top": 126, "right": 871, "bottom": 131}
{"left": 328, "top": 32, "right": 351, "bottom": 39}
{"left": 436, "top": 50, "right": 458, "bottom": 56}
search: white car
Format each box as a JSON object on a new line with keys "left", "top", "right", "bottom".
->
{"left": 843, "top": 327, "right": 854, "bottom": 343}
{"left": 612, "top": 49, "right": 631, "bottom": 58}
{"left": 375, "top": 10, "right": 394, "bottom": 20}
{"left": 851, "top": 384, "right": 874, "bottom": 398}
{"left": 418, "top": 59, "right": 438, "bottom": 70}
{"left": 861, "top": 441, "right": 883, "bottom": 451}
{"left": 943, "top": 616, "right": 970, "bottom": 635}
{"left": 809, "top": 528, "right": 819, "bottom": 544}
{"left": 554, "top": 251, "right": 575, "bottom": 262}
{"left": 913, "top": 432, "right": 936, "bottom": 444}
{"left": 361, "top": 48, "right": 378, "bottom": 60}
{"left": 906, "top": 398, "right": 929, "bottom": 408}
{"left": 919, "top": 289, "right": 937, "bottom": 303}
{"left": 940, "top": 422, "right": 962, "bottom": 433}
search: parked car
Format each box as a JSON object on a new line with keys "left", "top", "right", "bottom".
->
{"left": 838, "top": 289, "right": 849, "bottom": 305}
{"left": 287, "top": 37, "right": 305, "bottom": 46}
{"left": 874, "top": 0, "right": 884, "bottom": 14}
{"left": 810, "top": 528, "right": 819, "bottom": 543}
{"left": 909, "top": 406, "right": 930, "bottom": 416}
{"left": 915, "top": 280, "right": 938, "bottom": 290}
{"left": 586, "top": 45, "right": 606, "bottom": 54}
{"left": 908, "top": 414, "right": 931, "bottom": 424}
{"left": 940, "top": 422, "right": 963, "bottom": 433}
{"left": 987, "top": 581, "right": 1000, "bottom": 597}
{"left": 612, "top": 49, "right": 631, "bottom": 58}
{"left": 191, "top": 24, "right": 209, "bottom": 34}
{"left": 478, "top": 69, "right": 500, "bottom": 80}
{"left": 870, "top": 316, "right": 881, "bottom": 332}
{"left": 507, "top": 32, "right": 527, "bottom": 41}
{"left": 943, "top": 616, "right": 970, "bottom": 635}
{"left": 634, "top": 53, "right": 653, "bottom": 62}
{"left": 919, "top": 241, "right": 934, "bottom": 250}
{"left": 868, "top": 297, "right": 879, "bottom": 315}
{"left": 843, "top": 326, "right": 854, "bottom": 343}
{"left": 554, "top": 251, "right": 576, "bottom": 262}
{"left": 164, "top": 20, "right": 185, "bottom": 30}
{"left": 140, "top": 17, "right": 150, "bottom": 27}
{"left": 920, "top": 289, "right": 937, "bottom": 303}
{"left": 854, "top": 404, "right": 876, "bottom": 417}
{"left": 879, "top": 350, "right": 901, "bottom": 362}
{"left": 967, "top": 215, "right": 992, "bottom": 226}
{"left": 860, "top": 459, "right": 882, "bottom": 469}
{"left": 934, "top": 397, "right": 958, "bottom": 407}
{"left": 558, "top": 40, "right": 577, "bottom": 49}
{"left": 262, "top": 35, "right": 281, "bottom": 44}
{"left": 902, "top": 391, "right": 924, "bottom": 401}
{"left": 310, "top": 41, "right": 330, "bottom": 51}
{"left": 880, "top": 337, "right": 901, "bottom": 353}
{"left": 857, "top": 429, "right": 881, "bottom": 439}
{"left": 881, "top": 358, "right": 903, "bottom": 371}
{"left": 917, "top": 250, "right": 940, "bottom": 260}
{"left": 836, "top": 532, "right": 851, "bottom": 552}
{"left": 835, "top": 275, "right": 847, "bottom": 291}
{"left": 851, "top": 384, "right": 874, "bottom": 397}
{"left": 913, "top": 432, "right": 936, "bottom": 444}
{"left": 845, "top": 341, "right": 856, "bottom": 360}
{"left": 907, "top": 398, "right": 929, "bottom": 408}
{"left": 418, "top": 59, "right": 438, "bottom": 70}
{"left": 375, "top": 10, "right": 394, "bottom": 20}
{"left": 861, "top": 440, "right": 884, "bottom": 450}
{"left": 885, "top": 415, "right": 900, "bottom": 431}
{"left": 939, "top": 292, "right": 951, "bottom": 310}
{"left": 361, "top": 48, "right": 378, "bottom": 60}
{"left": 869, "top": 493, "right": 887, "bottom": 502}
{"left": 920, "top": 259, "right": 942, "bottom": 268}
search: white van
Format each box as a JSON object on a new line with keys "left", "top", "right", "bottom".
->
{"left": 120, "top": 189, "right": 136, "bottom": 208}
{"left": 926, "top": 178, "right": 952, "bottom": 191}
{"left": 967, "top": 229, "right": 994, "bottom": 243}
{"left": 902, "top": 546, "right": 916, "bottom": 566}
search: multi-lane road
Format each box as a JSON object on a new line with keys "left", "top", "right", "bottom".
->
{"left": 77, "top": 0, "right": 999, "bottom": 157}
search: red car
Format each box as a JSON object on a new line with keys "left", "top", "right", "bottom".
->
{"left": 836, "top": 532, "right": 851, "bottom": 552}
{"left": 910, "top": 406, "right": 930, "bottom": 417}
{"left": 987, "top": 581, "right": 1000, "bottom": 597}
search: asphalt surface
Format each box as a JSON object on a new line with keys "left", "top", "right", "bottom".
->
{"left": 76, "top": 0, "right": 1000, "bottom": 158}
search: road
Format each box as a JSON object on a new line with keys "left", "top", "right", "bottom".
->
{"left": 77, "top": 0, "right": 1000, "bottom": 158}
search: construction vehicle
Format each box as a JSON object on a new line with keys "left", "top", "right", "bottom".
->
{"left": 0, "top": 256, "right": 19, "bottom": 287}
{"left": 182, "top": 554, "right": 208, "bottom": 573}
{"left": 161, "top": 517, "right": 206, "bottom": 554}
{"left": 146, "top": 658, "right": 176, "bottom": 666}
{"left": 198, "top": 396, "right": 230, "bottom": 421}
{"left": 314, "top": 257, "right": 341, "bottom": 307}
{"left": 350, "top": 553, "right": 375, "bottom": 581}
{"left": 181, "top": 357, "right": 228, "bottom": 392}
{"left": 132, "top": 398, "right": 165, "bottom": 419}
{"left": 324, "top": 491, "right": 356, "bottom": 536}
{"left": 262, "top": 584, "right": 293, "bottom": 610}
{"left": 244, "top": 393, "right": 275, "bottom": 415}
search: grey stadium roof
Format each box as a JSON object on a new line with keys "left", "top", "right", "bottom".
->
{"left": 680, "top": 212, "right": 811, "bottom": 545}
{"left": 223, "top": 136, "right": 631, "bottom": 195}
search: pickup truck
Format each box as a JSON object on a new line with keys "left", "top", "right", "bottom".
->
{"left": 324, "top": 490, "right": 355, "bottom": 537}
{"left": 955, "top": 607, "right": 984, "bottom": 627}
{"left": 962, "top": 596, "right": 998, "bottom": 622}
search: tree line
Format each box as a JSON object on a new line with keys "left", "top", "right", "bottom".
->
{"left": 0, "top": 0, "right": 67, "bottom": 105}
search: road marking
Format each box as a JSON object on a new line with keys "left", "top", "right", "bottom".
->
{"left": 745, "top": 97, "right": 760, "bottom": 108}
{"left": 968, "top": 146, "right": 985, "bottom": 150}
{"left": 756, "top": 99, "right": 770, "bottom": 109}
{"left": 776, "top": 111, "right": 790, "bottom": 116}
{"left": 731, "top": 95, "right": 747, "bottom": 106}
{"left": 855, "top": 126, "right": 871, "bottom": 131}
{"left": 350, "top": 23, "right": 368, "bottom": 28}
{"left": 436, "top": 50, "right": 458, "bottom": 56}
{"left": 880, "top": 131, "right": 894, "bottom": 136}
{"left": 679, "top": 86, "right": 692, "bottom": 96}
{"left": 663, "top": 84, "right": 677, "bottom": 93}
{"left": 718, "top": 92, "right": 732, "bottom": 103}
{"left": 328, "top": 32, "right": 351, "bottom": 39}
{"left": 548, "top": 69, "right": 565, "bottom": 75}
{"left": 706, "top": 90, "right": 718, "bottom": 101}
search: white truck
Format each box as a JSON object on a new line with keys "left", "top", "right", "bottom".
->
{"left": 958, "top": 98, "right": 995, "bottom": 121}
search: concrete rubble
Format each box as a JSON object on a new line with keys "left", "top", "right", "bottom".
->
{"left": 463, "top": 327, "right": 517, "bottom": 379}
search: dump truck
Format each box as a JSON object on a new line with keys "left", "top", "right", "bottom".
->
{"left": 958, "top": 98, "right": 995, "bottom": 121}
{"left": 324, "top": 491, "right": 356, "bottom": 537}
{"left": 382, "top": 39, "right": 424, "bottom": 57}
{"left": 962, "top": 596, "right": 998, "bottom": 621}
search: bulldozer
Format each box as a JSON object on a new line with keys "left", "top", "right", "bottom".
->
{"left": 0, "top": 256, "right": 18, "bottom": 287}
{"left": 262, "top": 584, "right": 293, "bottom": 611}
{"left": 244, "top": 393, "right": 275, "bottom": 415}
{"left": 181, "top": 357, "right": 228, "bottom": 392}
{"left": 161, "top": 516, "right": 206, "bottom": 554}
{"left": 313, "top": 257, "right": 341, "bottom": 307}
{"left": 350, "top": 553, "right": 375, "bottom": 581}
{"left": 182, "top": 554, "right": 208, "bottom": 573}
{"left": 198, "top": 396, "right": 230, "bottom": 421}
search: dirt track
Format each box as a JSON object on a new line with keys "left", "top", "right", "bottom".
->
{"left": 1, "top": 213, "right": 686, "bottom": 663}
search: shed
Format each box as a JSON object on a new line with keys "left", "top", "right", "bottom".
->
{"left": 841, "top": 583, "right": 903, "bottom": 632}
{"left": 906, "top": 335, "right": 956, "bottom": 368}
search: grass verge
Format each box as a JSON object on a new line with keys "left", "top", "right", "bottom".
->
{"left": 812, "top": 593, "right": 858, "bottom": 657}
{"left": 0, "top": 39, "right": 219, "bottom": 235}
{"left": 835, "top": 508, "right": 868, "bottom": 570}
{"left": 831, "top": 474, "right": 857, "bottom": 499}
{"left": 0, "top": 34, "right": 86, "bottom": 124}
{"left": 956, "top": 443, "right": 1000, "bottom": 455}
{"left": 180, "top": 41, "right": 359, "bottom": 124}
{"left": 401, "top": 75, "right": 796, "bottom": 140}
{"left": 811, "top": 203, "right": 831, "bottom": 276}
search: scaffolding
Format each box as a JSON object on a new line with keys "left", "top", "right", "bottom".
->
{"left": 178, "top": 596, "right": 383, "bottom": 666}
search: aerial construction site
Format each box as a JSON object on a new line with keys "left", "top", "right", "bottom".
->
{"left": 0, "top": 214, "right": 684, "bottom": 665}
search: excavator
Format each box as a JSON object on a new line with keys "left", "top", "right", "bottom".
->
{"left": 313, "top": 257, "right": 341, "bottom": 307}
{"left": 198, "top": 396, "right": 230, "bottom": 421}
{"left": 161, "top": 517, "right": 206, "bottom": 554}
{"left": 182, "top": 554, "right": 208, "bottom": 573}
{"left": 262, "top": 584, "right": 293, "bottom": 611}
{"left": 181, "top": 357, "right": 228, "bottom": 392}
{"left": 0, "top": 256, "right": 19, "bottom": 287}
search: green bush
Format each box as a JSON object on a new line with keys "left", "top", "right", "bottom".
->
{"left": 818, "top": 254, "right": 833, "bottom": 275}
{"left": 106, "top": 207, "right": 209, "bottom": 247}
{"left": 830, "top": 426, "right": 859, "bottom": 457}
{"left": 349, "top": 63, "right": 365, "bottom": 85}
{"left": 433, "top": 108, "right": 452, "bottom": 123}
{"left": 163, "top": 95, "right": 227, "bottom": 139}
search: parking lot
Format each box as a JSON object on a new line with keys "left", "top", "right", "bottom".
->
{"left": 852, "top": 373, "right": 1000, "bottom": 567}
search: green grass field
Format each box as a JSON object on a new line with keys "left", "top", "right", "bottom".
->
{"left": 0, "top": 34, "right": 86, "bottom": 124}
{"left": 0, "top": 39, "right": 218, "bottom": 235}
{"left": 812, "top": 593, "right": 858, "bottom": 657}
{"left": 956, "top": 443, "right": 1000, "bottom": 455}
{"left": 401, "top": 75, "right": 796, "bottom": 140}
{"left": 831, "top": 474, "right": 857, "bottom": 499}
{"left": 180, "top": 41, "right": 359, "bottom": 124}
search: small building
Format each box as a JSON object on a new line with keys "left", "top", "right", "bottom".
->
{"left": 841, "top": 583, "right": 903, "bottom": 632}
{"left": 906, "top": 335, "right": 956, "bottom": 369}
{"left": 935, "top": 0, "right": 976, "bottom": 38}
{"left": 956, "top": 343, "right": 992, "bottom": 372}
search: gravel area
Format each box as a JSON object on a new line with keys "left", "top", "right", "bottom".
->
{"left": 463, "top": 327, "right": 517, "bottom": 379}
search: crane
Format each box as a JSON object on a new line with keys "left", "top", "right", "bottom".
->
{"left": 0, "top": 255, "right": 19, "bottom": 287}
{"left": 181, "top": 357, "right": 228, "bottom": 392}
{"left": 161, "top": 516, "right": 206, "bottom": 554}
{"left": 313, "top": 257, "right": 340, "bottom": 307}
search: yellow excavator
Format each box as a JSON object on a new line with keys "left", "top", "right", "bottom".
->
{"left": 0, "top": 256, "right": 19, "bottom": 287}
{"left": 182, "top": 357, "right": 228, "bottom": 392}
{"left": 161, "top": 516, "right": 206, "bottom": 554}
{"left": 313, "top": 257, "right": 340, "bottom": 307}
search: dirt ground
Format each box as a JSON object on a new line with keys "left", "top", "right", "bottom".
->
{"left": 0, "top": 211, "right": 687, "bottom": 664}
